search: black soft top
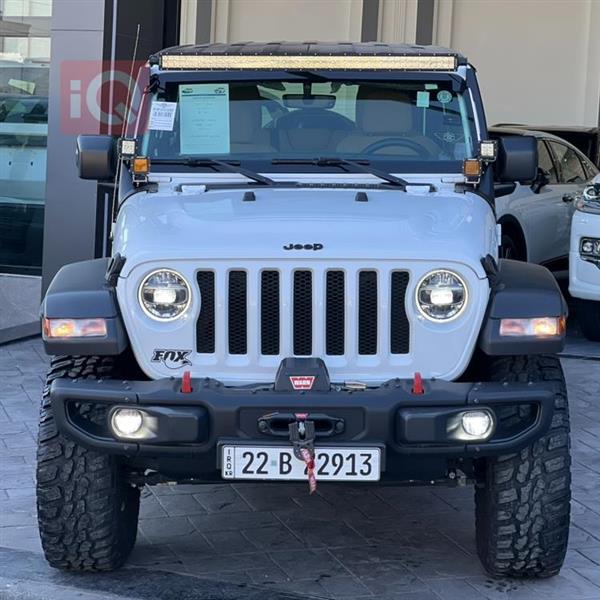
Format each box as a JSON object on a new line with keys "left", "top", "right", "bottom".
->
{"left": 150, "top": 41, "right": 467, "bottom": 65}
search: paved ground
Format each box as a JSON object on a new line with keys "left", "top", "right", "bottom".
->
{"left": 1, "top": 335, "right": 600, "bottom": 600}
{"left": 0, "top": 276, "right": 40, "bottom": 331}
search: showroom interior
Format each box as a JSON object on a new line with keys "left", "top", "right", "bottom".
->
{"left": 0, "top": 0, "right": 599, "bottom": 342}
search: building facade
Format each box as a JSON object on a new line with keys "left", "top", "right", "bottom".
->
{"left": 0, "top": 0, "right": 599, "bottom": 336}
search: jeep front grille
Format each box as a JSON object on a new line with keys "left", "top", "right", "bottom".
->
{"left": 195, "top": 266, "right": 410, "bottom": 360}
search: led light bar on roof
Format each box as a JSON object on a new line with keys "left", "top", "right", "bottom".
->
{"left": 159, "top": 54, "right": 457, "bottom": 71}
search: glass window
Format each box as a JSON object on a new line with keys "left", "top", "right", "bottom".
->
{"left": 549, "top": 141, "right": 587, "bottom": 184}
{"left": 582, "top": 157, "right": 599, "bottom": 180}
{"left": 0, "top": 0, "right": 51, "bottom": 275}
{"left": 537, "top": 140, "right": 559, "bottom": 184}
{"left": 141, "top": 79, "right": 477, "bottom": 172}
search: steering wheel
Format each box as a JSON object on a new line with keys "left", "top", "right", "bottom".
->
{"left": 362, "top": 137, "right": 431, "bottom": 159}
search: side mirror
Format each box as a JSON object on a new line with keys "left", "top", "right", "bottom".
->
{"left": 76, "top": 135, "right": 117, "bottom": 181}
{"left": 531, "top": 168, "right": 550, "bottom": 194}
{"left": 495, "top": 135, "right": 537, "bottom": 184}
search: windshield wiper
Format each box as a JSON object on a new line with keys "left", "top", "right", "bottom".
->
{"left": 152, "top": 158, "right": 277, "bottom": 187}
{"left": 272, "top": 158, "right": 435, "bottom": 192}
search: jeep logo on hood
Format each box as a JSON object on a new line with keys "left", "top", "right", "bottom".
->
{"left": 284, "top": 243, "right": 324, "bottom": 251}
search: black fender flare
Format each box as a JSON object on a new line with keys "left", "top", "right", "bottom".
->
{"left": 478, "top": 259, "right": 567, "bottom": 355}
{"left": 41, "top": 258, "right": 128, "bottom": 355}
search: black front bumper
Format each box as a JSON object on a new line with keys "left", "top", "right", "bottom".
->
{"left": 49, "top": 375, "right": 557, "bottom": 481}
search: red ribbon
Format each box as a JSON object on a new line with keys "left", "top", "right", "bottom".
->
{"left": 300, "top": 447, "right": 317, "bottom": 494}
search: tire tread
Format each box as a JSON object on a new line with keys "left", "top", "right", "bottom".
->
{"left": 475, "top": 355, "right": 571, "bottom": 578}
{"left": 36, "top": 355, "right": 139, "bottom": 571}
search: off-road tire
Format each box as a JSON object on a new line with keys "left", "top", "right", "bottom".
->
{"left": 36, "top": 355, "right": 140, "bottom": 571}
{"left": 475, "top": 355, "right": 571, "bottom": 578}
{"left": 577, "top": 300, "right": 600, "bottom": 342}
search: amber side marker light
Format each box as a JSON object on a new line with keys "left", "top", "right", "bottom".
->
{"left": 132, "top": 157, "right": 150, "bottom": 175}
{"left": 499, "top": 317, "right": 565, "bottom": 337}
{"left": 43, "top": 318, "right": 107, "bottom": 339}
{"left": 463, "top": 158, "right": 482, "bottom": 180}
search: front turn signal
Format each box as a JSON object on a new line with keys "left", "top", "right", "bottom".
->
{"left": 43, "top": 318, "right": 108, "bottom": 339}
{"left": 499, "top": 316, "right": 565, "bottom": 338}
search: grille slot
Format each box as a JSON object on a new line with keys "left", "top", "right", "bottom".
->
{"left": 261, "top": 270, "right": 280, "bottom": 355}
{"left": 196, "top": 271, "right": 215, "bottom": 353}
{"left": 293, "top": 270, "right": 313, "bottom": 356}
{"left": 391, "top": 271, "right": 410, "bottom": 354}
{"left": 326, "top": 270, "right": 345, "bottom": 355}
{"left": 358, "top": 270, "right": 378, "bottom": 355}
{"left": 228, "top": 270, "right": 247, "bottom": 355}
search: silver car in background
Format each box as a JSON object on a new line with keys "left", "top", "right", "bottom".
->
{"left": 491, "top": 127, "right": 598, "bottom": 272}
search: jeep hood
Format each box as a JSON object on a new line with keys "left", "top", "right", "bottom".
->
{"left": 114, "top": 187, "right": 497, "bottom": 277}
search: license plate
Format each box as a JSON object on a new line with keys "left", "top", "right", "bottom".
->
{"left": 221, "top": 446, "right": 381, "bottom": 481}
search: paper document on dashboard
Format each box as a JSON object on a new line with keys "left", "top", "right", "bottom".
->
{"left": 179, "top": 84, "right": 230, "bottom": 154}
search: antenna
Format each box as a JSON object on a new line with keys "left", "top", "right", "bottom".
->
{"left": 110, "top": 23, "right": 142, "bottom": 228}
{"left": 121, "top": 23, "right": 142, "bottom": 140}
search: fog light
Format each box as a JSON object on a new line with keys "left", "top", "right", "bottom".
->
{"left": 111, "top": 408, "right": 143, "bottom": 437}
{"left": 461, "top": 411, "right": 494, "bottom": 440}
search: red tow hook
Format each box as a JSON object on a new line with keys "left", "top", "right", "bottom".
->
{"left": 181, "top": 370, "right": 193, "bottom": 394}
{"left": 412, "top": 372, "right": 424, "bottom": 395}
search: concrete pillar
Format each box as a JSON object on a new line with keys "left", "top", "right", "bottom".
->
{"left": 42, "top": 0, "right": 180, "bottom": 293}
{"left": 42, "top": 0, "right": 106, "bottom": 293}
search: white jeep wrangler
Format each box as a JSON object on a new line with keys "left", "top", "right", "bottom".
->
{"left": 38, "top": 42, "right": 571, "bottom": 578}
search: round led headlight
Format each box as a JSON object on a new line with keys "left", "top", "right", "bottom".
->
{"left": 139, "top": 269, "right": 191, "bottom": 320}
{"left": 416, "top": 270, "right": 468, "bottom": 321}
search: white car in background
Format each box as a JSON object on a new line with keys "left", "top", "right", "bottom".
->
{"left": 490, "top": 127, "right": 599, "bottom": 272}
{"left": 570, "top": 174, "right": 600, "bottom": 339}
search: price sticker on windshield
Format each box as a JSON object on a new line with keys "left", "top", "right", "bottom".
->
{"left": 149, "top": 101, "right": 177, "bottom": 131}
{"left": 179, "top": 84, "right": 231, "bottom": 155}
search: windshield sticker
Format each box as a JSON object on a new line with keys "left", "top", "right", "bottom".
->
{"left": 8, "top": 78, "right": 36, "bottom": 94}
{"left": 424, "top": 83, "right": 438, "bottom": 90}
{"left": 416, "top": 91, "right": 430, "bottom": 108}
{"left": 148, "top": 101, "right": 177, "bottom": 131}
{"left": 437, "top": 90, "right": 453, "bottom": 104}
{"left": 179, "top": 83, "right": 230, "bottom": 155}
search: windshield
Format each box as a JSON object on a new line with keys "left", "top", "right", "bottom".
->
{"left": 141, "top": 78, "right": 477, "bottom": 172}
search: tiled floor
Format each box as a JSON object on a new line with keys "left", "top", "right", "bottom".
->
{"left": 1, "top": 337, "right": 600, "bottom": 600}
{"left": 0, "top": 275, "right": 40, "bottom": 331}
